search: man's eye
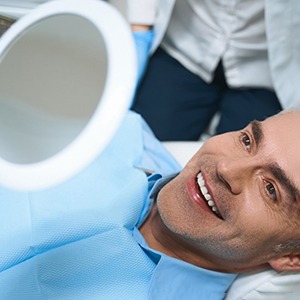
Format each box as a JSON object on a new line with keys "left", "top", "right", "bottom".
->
{"left": 264, "top": 180, "right": 277, "bottom": 201}
{"left": 241, "top": 133, "right": 251, "bottom": 151}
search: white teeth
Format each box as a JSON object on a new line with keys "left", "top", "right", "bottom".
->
{"left": 208, "top": 200, "right": 214, "bottom": 207}
{"left": 204, "top": 194, "right": 211, "bottom": 201}
{"left": 196, "top": 171, "right": 221, "bottom": 218}
{"left": 200, "top": 186, "right": 208, "bottom": 195}
{"left": 197, "top": 175, "right": 205, "bottom": 186}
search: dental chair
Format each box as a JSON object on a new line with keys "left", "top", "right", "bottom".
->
{"left": 0, "top": 1, "right": 299, "bottom": 299}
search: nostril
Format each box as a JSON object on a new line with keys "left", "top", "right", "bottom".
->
{"left": 218, "top": 173, "right": 233, "bottom": 193}
{"left": 217, "top": 158, "right": 245, "bottom": 195}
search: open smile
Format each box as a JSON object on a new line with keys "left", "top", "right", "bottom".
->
{"left": 196, "top": 171, "right": 223, "bottom": 219}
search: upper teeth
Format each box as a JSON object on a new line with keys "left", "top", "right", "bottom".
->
{"left": 197, "top": 172, "right": 221, "bottom": 217}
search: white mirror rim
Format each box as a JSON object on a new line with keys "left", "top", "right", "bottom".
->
{"left": 0, "top": 0, "right": 137, "bottom": 191}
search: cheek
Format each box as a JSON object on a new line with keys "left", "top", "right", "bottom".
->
{"left": 156, "top": 179, "right": 186, "bottom": 223}
{"left": 211, "top": 211, "right": 279, "bottom": 266}
{"left": 201, "top": 133, "right": 235, "bottom": 153}
{"left": 184, "top": 134, "right": 236, "bottom": 173}
{"left": 185, "top": 135, "right": 228, "bottom": 164}
{"left": 231, "top": 195, "right": 281, "bottom": 248}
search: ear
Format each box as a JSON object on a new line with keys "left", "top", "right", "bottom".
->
{"left": 268, "top": 254, "right": 300, "bottom": 272}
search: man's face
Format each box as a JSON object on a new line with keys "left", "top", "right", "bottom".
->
{"left": 156, "top": 111, "right": 300, "bottom": 273}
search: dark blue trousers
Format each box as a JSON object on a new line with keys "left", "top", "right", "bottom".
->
{"left": 132, "top": 48, "right": 282, "bottom": 141}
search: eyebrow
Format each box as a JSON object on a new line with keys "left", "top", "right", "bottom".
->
{"left": 250, "top": 120, "right": 300, "bottom": 202}
{"left": 250, "top": 120, "right": 263, "bottom": 148}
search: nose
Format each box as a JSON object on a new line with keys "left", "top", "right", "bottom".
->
{"left": 216, "top": 157, "right": 256, "bottom": 195}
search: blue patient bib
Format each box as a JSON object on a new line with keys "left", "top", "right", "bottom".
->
{"left": 0, "top": 112, "right": 180, "bottom": 299}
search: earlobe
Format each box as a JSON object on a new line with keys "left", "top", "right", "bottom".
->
{"left": 268, "top": 254, "right": 300, "bottom": 272}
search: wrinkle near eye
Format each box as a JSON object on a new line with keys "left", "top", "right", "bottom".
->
{"left": 268, "top": 164, "right": 299, "bottom": 205}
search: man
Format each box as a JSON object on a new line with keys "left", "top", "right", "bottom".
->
{"left": 1, "top": 110, "right": 300, "bottom": 299}
{"left": 141, "top": 109, "right": 300, "bottom": 275}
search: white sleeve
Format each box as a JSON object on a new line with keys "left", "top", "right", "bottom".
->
{"left": 127, "top": 0, "right": 158, "bottom": 25}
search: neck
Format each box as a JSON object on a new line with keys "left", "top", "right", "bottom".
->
{"left": 140, "top": 204, "right": 183, "bottom": 260}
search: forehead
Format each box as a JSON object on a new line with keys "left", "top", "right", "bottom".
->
{"left": 263, "top": 112, "right": 300, "bottom": 148}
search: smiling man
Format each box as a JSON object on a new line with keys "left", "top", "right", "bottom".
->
{"left": 141, "top": 110, "right": 300, "bottom": 277}
{"left": 2, "top": 110, "right": 300, "bottom": 300}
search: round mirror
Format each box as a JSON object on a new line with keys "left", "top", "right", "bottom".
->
{"left": 0, "top": 0, "right": 136, "bottom": 190}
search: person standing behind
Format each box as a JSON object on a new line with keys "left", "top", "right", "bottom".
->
{"left": 129, "top": 0, "right": 300, "bottom": 141}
